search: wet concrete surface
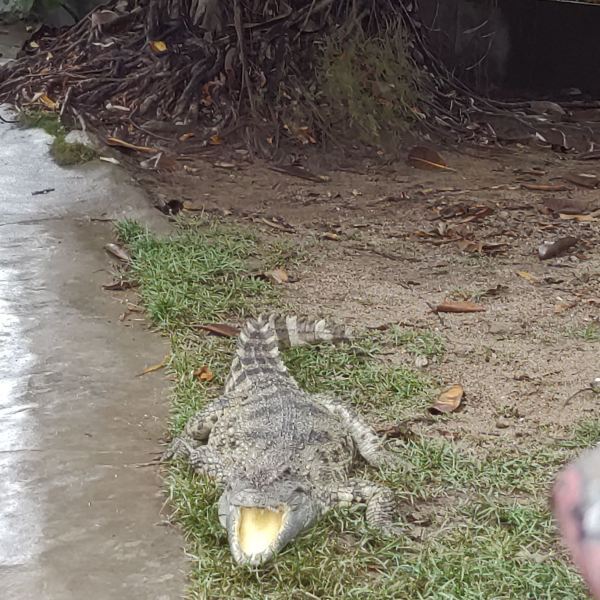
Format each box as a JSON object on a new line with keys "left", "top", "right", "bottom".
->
{"left": 0, "top": 105, "right": 185, "bottom": 597}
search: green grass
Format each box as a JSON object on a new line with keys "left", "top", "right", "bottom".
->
{"left": 19, "top": 108, "right": 96, "bottom": 166}
{"left": 570, "top": 322, "right": 600, "bottom": 343}
{"left": 117, "top": 216, "right": 591, "bottom": 599}
{"left": 317, "top": 19, "right": 420, "bottom": 147}
{"left": 388, "top": 326, "right": 446, "bottom": 361}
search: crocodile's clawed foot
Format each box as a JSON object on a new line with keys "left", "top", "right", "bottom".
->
{"left": 161, "top": 437, "right": 194, "bottom": 462}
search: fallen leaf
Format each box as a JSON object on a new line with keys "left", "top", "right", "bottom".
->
{"left": 268, "top": 164, "right": 329, "bottom": 183}
{"left": 543, "top": 197, "right": 592, "bottom": 215}
{"left": 521, "top": 183, "right": 570, "bottom": 192}
{"left": 209, "top": 134, "right": 222, "bottom": 145}
{"left": 554, "top": 301, "right": 578, "bottom": 314}
{"left": 559, "top": 213, "right": 597, "bottom": 222}
{"left": 102, "top": 280, "right": 135, "bottom": 291}
{"left": 516, "top": 270, "right": 539, "bottom": 284}
{"left": 456, "top": 239, "right": 508, "bottom": 255}
{"left": 430, "top": 384, "right": 464, "bottom": 414}
{"left": 407, "top": 146, "right": 457, "bottom": 172}
{"left": 179, "top": 132, "right": 195, "bottom": 142}
{"left": 149, "top": 40, "right": 168, "bottom": 53}
{"left": 322, "top": 232, "right": 340, "bottom": 241}
{"left": 264, "top": 268, "right": 289, "bottom": 284}
{"left": 481, "top": 284, "right": 509, "bottom": 298}
{"left": 562, "top": 172, "right": 598, "bottom": 189}
{"left": 137, "top": 358, "right": 167, "bottom": 377}
{"left": 193, "top": 365, "right": 214, "bottom": 382}
{"left": 214, "top": 161, "right": 236, "bottom": 169}
{"left": 106, "top": 136, "right": 157, "bottom": 154}
{"left": 104, "top": 243, "right": 130, "bottom": 262}
{"left": 99, "top": 156, "right": 120, "bottom": 165}
{"left": 538, "top": 236, "right": 579, "bottom": 260}
{"left": 259, "top": 217, "right": 295, "bottom": 233}
{"left": 182, "top": 200, "right": 204, "bottom": 211}
{"left": 433, "top": 301, "right": 486, "bottom": 313}
{"left": 197, "top": 323, "right": 240, "bottom": 337}
{"left": 375, "top": 423, "right": 416, "bottom": 440}
{"left": 38, "top": 93, "right": 58, "bottom": 110}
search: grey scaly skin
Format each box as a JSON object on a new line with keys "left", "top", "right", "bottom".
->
{"left": 163, "top": 314, "right": 402, "bottom": 566}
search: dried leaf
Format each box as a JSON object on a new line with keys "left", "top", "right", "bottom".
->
{"left": 197, "top": 323, "right": 240, "bottom": 337}
{"left": 214, "top": 161, "right": 236, "bottom": 169}
{"left": 543, "top": 197, "right": 592, "bottom": 215}
{"left": 481, "top": 284, "right": 509, "bottom": 298}
{"left": 430, "top": 384, "right": 464, "bottom": 414}
{"left": 562, "top": 172, "right": 598, "bottom": 189}
{"left": 322, "top": 232, "right": 340, "bottom": 241}
{"left": 434, "top": 301, "right": 486, "bottom": 313}
{"left": 99, "top": 156, "right": 120, "bottom": 165}
{"left": 554, "top": 301, "right": 578, "bottom": 314}
{"left": 268, "top": 164, "right": 329, "bottom": 183}
{"left": 193, "top": 365, "right": 214, "bottom": 382}
{"left": 136, "top": 358, "right": 167, "bottom": 377}
{"left": 179, "top": 132, "right": 195, "bottom": 142}
{"left": 182, "top": 200, "right": 204, "bottom": 211}
{"left": 456, "top": 239, "right": 508, "bottom": 255}
{"left": 407, "top": 146, "right": 456, "bottom": 172}
{"left": 538, "top": 236, "right": 579, "bottom": 260}
{"left": 264, "top": 268, "right": 289, "bottom": 284}
{"left": 149, "top": 40, "right": 167, "bottom": 53}
{"left": 559, "top": 213, "right": 597, "bottom": 222}
{"left": 106, "top": 136, "right": 157, "bottom": 154}
{"left": 38, "top": 93, "right": 59, "bottom": 110}
{"left": 516, "top": 270, "right": 539, "bottom": 284}
{"left": 521, "top": 183, "right": 569, "bottom": 192}
{"left": 259, "top": 217, "right": 295, "bottom": 233}
{"left": 102, "top": 280, "right": 135, "bottom": 291}
{"left": 104, "top": 243, "right": 130, "bottom": 262}
{"left": 375, "top": 423, "right": 416, "bottom": 440}
{"left": 209, "top": 134, "right": 223, "bottom": 145}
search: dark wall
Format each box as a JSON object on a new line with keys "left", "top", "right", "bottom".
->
{"left": 419, "top": 0, "right": 600, "bottom": 98}
{"left": 502, "top": 0, "right": 600, "bottom": 98}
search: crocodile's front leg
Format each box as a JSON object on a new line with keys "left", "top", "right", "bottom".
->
{"left": 324, "top": 479, "right": 402, "bottom": 536}
{"left": 166, "top": 437, "right": 227, "bottom": 483}
{"left": 312, "top": 394, "right": 397, "bottom": 469}
{"left": 162, "top": 395, "right": 232, "bottom": 461}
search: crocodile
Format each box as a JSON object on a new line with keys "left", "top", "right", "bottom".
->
{"left": 163, "top": 314, "right": 402, "bottom": 566}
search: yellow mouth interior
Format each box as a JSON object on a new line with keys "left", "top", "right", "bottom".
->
{"left": 238, "top": 507, "right": 285, "bottom": 556}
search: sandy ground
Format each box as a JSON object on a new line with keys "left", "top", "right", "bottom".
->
{"left": 138, "top": 142, "right": 599, "bottom": 448}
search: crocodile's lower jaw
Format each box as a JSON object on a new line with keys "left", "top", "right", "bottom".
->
{"left": 237, "top": 506, "right": 286, "bottom": 558}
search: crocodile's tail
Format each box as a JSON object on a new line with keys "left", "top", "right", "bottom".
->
{"left": 224, "top": 314, "right": 351, "bottom": 394}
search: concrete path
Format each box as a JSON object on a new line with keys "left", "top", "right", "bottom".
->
{"left": 0, "top": 98, "right": 185, "bottom": 600}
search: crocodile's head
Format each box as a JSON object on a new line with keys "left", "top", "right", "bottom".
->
{"left": 218, "top": 478, "right": 321, "bottom": 565}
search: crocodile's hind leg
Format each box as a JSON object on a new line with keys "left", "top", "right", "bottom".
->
{"left": 162, "top": 395, "right": 232, "bottom": 461}
{"left": 312, "top": 394, "right": 397, "bottom": 469}
{"left": 325, "top": 479, "right": 402, "bottom": 536}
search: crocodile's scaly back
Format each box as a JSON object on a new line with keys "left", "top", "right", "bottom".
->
{"left": 164, "top": 313, "right": 401, "bottom": 566}
{"left": 224, "top": 314, "right": 351, "bottom": 394}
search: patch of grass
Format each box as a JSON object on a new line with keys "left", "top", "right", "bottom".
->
{"left": 570, "top": 322, "right": 600, "bottom": 343}
{"left": 19, "top": 109, "right": 64, "bottom": 137}
{"left": 118, "top": 215, "right": 588, "bottom": 599}
{"left": 19, "top": 108, "right": 96, "bottom": 166}
{"left": 50, "top": 136, "right": 97, "bottom": 166}
{"left": 317, "top": 19, "right": 420, "bottom": 147}
{"left": 388, "top": 326, "right": 445, "bottom": 360}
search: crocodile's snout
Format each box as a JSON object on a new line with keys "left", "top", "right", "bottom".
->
{"left": 221, "top": 484, "right": 321, "bottom": 566}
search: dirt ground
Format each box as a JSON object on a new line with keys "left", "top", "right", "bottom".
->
{"left": 135, "top": 143, "right": 599, "bottom": 451}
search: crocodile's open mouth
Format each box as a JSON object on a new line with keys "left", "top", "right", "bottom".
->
{"left": 237, "top": 506, "right": 287, "bottom": 557}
